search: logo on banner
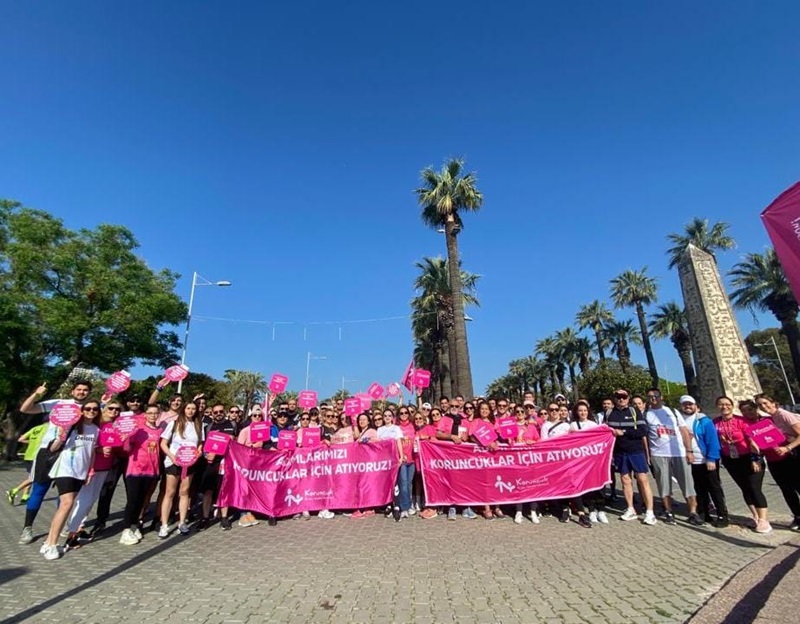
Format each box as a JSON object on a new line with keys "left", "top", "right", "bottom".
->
{"left": 284, "top": 488, "right": 303, "bottom": 506}
{"left": 494, "top": 475, "right": 515, "bottom": 493}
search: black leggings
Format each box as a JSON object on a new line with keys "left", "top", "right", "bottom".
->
{"left": 768, "top": 454, "right": 800, "bottom": 518}
{"left": 721, "top": 455, "right": 768, "bottom": 509}
{"left": 96, "top": 468, "right": 123, "bottom": 525}
{"left": 691, "top": 462, "right": 728, "bottom": 518}
{"left": 124, "top": 476, "right": 159, "bottom": 528}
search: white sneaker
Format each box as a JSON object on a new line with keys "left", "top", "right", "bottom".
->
{"left": 59, "top": 528, "right": 70, "bottom": 538}
{"left": 400, "top": 511, "right": 409, "bottom": 519}
{"left": 589, "top": 511, "right": 598, "bottom": 524}
{"left": 319, "top": 510, "right": 335, "bottom": 519}
{"left": 620, "top": 507, "right": 638, "bottom": 521}
{"left": 597, "top": 511, "right": 609, "bottom": 524}
{"left": 42, "top": 544, "right": 62, "bottom": 560}
{"left": 39, "top": 542, "right": 50, "bottom": 554}
{"left": 178, "top": 523, "right": 190, "bottom": 535}
{"left": 19, "top": 527, "right": 34, "bottom": 545}
{"left": 643, "top": 511, "right": 657, "bottom": 526}
{"left": 157, "top": 525, "right": 170, "bottom": 539}
{"left": 133, "top": 528, "right": 143, "bottom": 541}
{"left": 530, "top": 511, "right": 541, "bottom": 524}
{"left": 119, "top": 529, "right": 139, "bottom": 546}
{"left": 408, "top": 507, "right": 417, "bottom": 516}
{"left": 301, "top": 511, "right": 310, "bottom": 519}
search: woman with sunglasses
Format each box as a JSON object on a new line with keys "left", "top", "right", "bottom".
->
{"left": 63, "top": 401, "right": 125, "bottom": 548}
{"left": 472, "top": 401, "right": 502, "bottom": 520}
{"left": 417, "top": 408, "right": 442, "bottom": 519}
{"left": 396, "top": 407, "right": 416, "bottom": 516}
{"left": 570, "top": 400, "right": 607, "bottom": 524}
{"left": 158, "top": 401, "right": 204, "bottom": 538}
{"left": 41, "top": 401, "right": 102, "bottom": 560}
{"left": 512, "top": 403, "right": 541, "bottom": 524}
{"left": 376, "top": 410, "right": 407, "bottom": 520}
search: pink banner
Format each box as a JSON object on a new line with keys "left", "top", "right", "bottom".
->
{"left": 419, "top": 427, "right": 614, "bottom": 505}
{"left": 761, "top": 181, "right": 800, "bottom": 301}
{"left": 217, "top": 440, "right": 399, "bottom": 517}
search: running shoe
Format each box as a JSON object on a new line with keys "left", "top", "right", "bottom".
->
{"left": 620, "top": 508, "right": 638, "bottom": 521}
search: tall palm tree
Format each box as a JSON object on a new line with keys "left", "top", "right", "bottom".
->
{"left": 649, "top": 302, "right": 698, "bottom": 397}
{"left": 554, "top": 327, "right": 581, "bottom": 400}
{"left": 610, "top": 268, "right": 659, "bottom": 385}
{"left": 729, "top": 248, "right": 800, "bottom": 385}
{"left": 411, "top": 256, "right": 479, "bottom": 398}
{"left": 535, "top": 336, "right": 562, "bottom": 395}
{"left": 573, "top": 336, "right": 594, "bottom": 376}
{"left": 416, "top": 158, "right": 483, "bottom": 398}
{"left": 223, "top": 369, "right": 267, "bottom": 417}
{"left": 604, "top": 319, "right": 642, "bottom": 373}
{"left": 666, "top": 218, "right": 736, "bottom": 269}
{"left": 576, "top": 300, "right": 613, "bottom": 361}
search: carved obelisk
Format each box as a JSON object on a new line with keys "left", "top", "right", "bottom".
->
{"left": 678, "top": 244, "right": 761, "bottom": 409}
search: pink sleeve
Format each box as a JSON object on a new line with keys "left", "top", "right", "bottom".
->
{"left": 237, "top": 428, "right": 250, "bottom": 445}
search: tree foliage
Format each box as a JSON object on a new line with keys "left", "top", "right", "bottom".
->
{"left": 577, "top": 361, "right": 654, "bottom": 411}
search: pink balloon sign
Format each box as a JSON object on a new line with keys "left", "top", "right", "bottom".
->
{"left": 297, "top": 390, "right": 318, "bottom": 409}
{"left": 174, "top": 444, "right": 199, "bottom": 479}
{"left": 268, "top": 373, "right": 288, "bottom": 394}
{"left": 413, "top": 369, "right": 431, "bottom": 389}
{"left": 105, "top": 370, "right": 131, "bottom": 394}
{"left": 367, "top": 383, "right": 385, "bottom": 400}
{"left": 49, "top": 402, "right": 82, "bottom": 428}
{"left": 164, "top": 364, "right": 190, "bottom": 383}
{"left": 343, "top": 398, "right": 361, "bottom": 416}
{"left": 386, "top": 383, "right": 401, "bottom": 397}
{"left": 114, "top": 415, "right": 140, "bottom": 435}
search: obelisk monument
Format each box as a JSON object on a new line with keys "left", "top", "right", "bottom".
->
{"left": 678, "top": 244, "right": 761, "bottom": 409}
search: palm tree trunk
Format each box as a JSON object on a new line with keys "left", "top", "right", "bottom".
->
{"left": 568, "top": 364, "right": 578, "bottom": 401}
{"left": 636, "top": 302, "right": 659, "bottom": 385}
{"left": 676, "top": 343, "right": 698, "bottom": 398}
{"left": 594, "top": 327, "right": 606, "bottom": 361}
{"left": 618, "top": 340, "right": 630, "bottom": 373}
{"left": 445, "top": 218, "right": 474, "bottom": 398}
{"left": 438, "top": 337, "right": 451, "bottom": 403}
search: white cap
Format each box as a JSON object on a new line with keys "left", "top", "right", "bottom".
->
{"left": 679, "top": 395, "right": 696, "bottom": 404}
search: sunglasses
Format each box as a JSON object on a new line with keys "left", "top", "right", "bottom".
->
{"left": 301, "top": 417, "right": 310, "bottom": 421}
{"left": 498, "top": 403, "right": 508, "bottom": 408}
{"left": 399, "top": 411, "right": 409, "bottom": 415}
{"left": 212, "top": 410, "right": 225, "bottom": 415}
{"left": 128, "top": 399, "right": 141, "bottom": 403}
{"left": 515, "top": 409, "right": 525, "bottom": 413}
{"left": 414, "top": 417, "right": 425, "bottom": 421}
{"left": 465, "top": 406, "right": 474, "bottom": 410}
{"left": 83, "top": 406, "right": 100, "bottom": 412}
{"left": 107, "top": 407, "right": 122, "bottom": 412}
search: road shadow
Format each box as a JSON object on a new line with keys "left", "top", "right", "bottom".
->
{"left": 0, "top": 568, "right": 29, "bottom": 587}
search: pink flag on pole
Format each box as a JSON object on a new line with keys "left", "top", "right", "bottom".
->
{"left": 401, "top": 359, "right": 415, "bottom": 391}
{"left": 761, "top": 181, "right": 800, "bottom": 301}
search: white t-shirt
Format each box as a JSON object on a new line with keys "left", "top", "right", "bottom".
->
{"left": 161, "top": 420, "right": 204, "bottom": 468}
{"left": 681, "top": 413, "right": 705, "bottom": 464}
{"left": 570, "top": 420, "right": 600, "bottom": 433}
{"left": 376, "top": 424, "right": 403, "bottom": 441}
{"left": 645, "top": 407, "right": 687, "bottom": 457}
{"left": 49, "top": 423, "right": 100, "bottom": 480}
{"left": 34, "top": 398, "right": 79, "bottom": 415}
{"left": 541, "top": 420, "right": 570, "bottom": 439}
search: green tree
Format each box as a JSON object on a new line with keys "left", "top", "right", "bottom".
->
{"left": 578, "top": 361, "right": 653, "bottom": 411}
{"left": 666, "top": 218, "right": 736, "bottom": 269}
{"left": 603, "top": 319, "right": 642, "bottom": 373}
{"left": 329, "top": 389, "right": 351, "bottom": 402}
{"left": 610, "top": 268, "right": 659, "bottom": 385}
{"left": 729, "top": 248, "right": 800, "bottom": 387}
{"left": 576, "top": 300, "right": 613, "bottom": 361}
{"left": 535, "top": 336, "right": 563, "bottom": 395}
{"left": 649, "top": 302, "right": 698, "bottom": 398}
{"left": 416, "top": 158, "right": 483, "bottom": 398}
{"left": 223, "top": 369, "right": 267, "bottom": 416}
{"left": 554, "top": 327, "right": 582, "bottom": 400}
{"left": 744, "top": 328, "right": 800, "bottom": 405}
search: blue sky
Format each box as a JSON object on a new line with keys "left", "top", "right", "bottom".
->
{"left": 2, "top": 1, "right": 799, "bottom": 398}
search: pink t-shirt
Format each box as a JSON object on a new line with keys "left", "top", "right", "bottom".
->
{"left": 436, "top": 416, "right": 454, "bottom": 436}
{"left": 772, "top": 409, "right": 800, "bottom": 443}
{"left": 399, "top": 421, "right": 415, "bottom": 463}
{"left": 714, "top": 416, "right": 751, "bottom": 457}
{"left": 417, "top": 424, "right": 437, "bottom": 440}
{"left": 518, "top": 423, "right": 540, "bottom": 443}
{"left": 93, "top": 422, "right": 118, "bottom": 472}
{"left": 125, "top": 425, "right": 162, "bottom": 477}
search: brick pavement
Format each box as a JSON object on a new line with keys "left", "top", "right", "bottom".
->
{"left": 0, "top": 463, "right": 797, "bottom": 624}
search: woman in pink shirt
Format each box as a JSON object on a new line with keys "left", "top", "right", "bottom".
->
{"left": 713, "top": 395, "right": 770, "bottom": 533}
{"left": 354, "top": 413, "right": 377, "bottom": 443}
{"left": 513, "top": 404, "right": 541, "bottom": 525}
{"left": 237, "top": 410, "right": 267, "bottom": 448}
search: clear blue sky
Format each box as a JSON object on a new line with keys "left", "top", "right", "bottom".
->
{"left": 2, "top": 1, "right": 799, "bottom": 399}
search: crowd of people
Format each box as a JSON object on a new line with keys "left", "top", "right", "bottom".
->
{"left": 7, "top": 379, "right": 800, "bottom": 561}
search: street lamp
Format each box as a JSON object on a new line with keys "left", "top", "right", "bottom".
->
{"left": 305, "top": 352, "right": 327, "bottom": 389}
{"left": 178, "top": 271, "right": 232, "bottom": 393}
{"left": 754, "top": 336, "right": 796, "bottom": 405}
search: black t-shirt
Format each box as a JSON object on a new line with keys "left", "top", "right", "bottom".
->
{"left": 204, "top": 419, "right": 237, "bottom": 466}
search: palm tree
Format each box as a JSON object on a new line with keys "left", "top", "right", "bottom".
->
{"left": 535, "top": 336, "right": 564, "bottom": 395}
{"left": 576, "top": 300, "right": 613, "bottom": 361}
{"left": 554, "top": 328, "right": 581, "bottom": 400}
{"left": 610, "top": 268, "right": 659, "bottom": 385}
{"left": 416, "top": 158, "right": 483, "bottom": 398}
{"left": 604, "top": 319, "right": 642, "bottom": 373}
{"left": 729, "top": 248, "right": 800, "bottom": 385}
{"left": 574, "top": 336, "right": 594, "bottom": 376}
{"left": 411, "top": 256, "right": 479, "bottom": 398}
{"left": 649, "top": 302, "right": 698, "bottom": 397}
{"left": 667, "top": 218, "right": 736, "bottom": 269}
{"left": 223, "top": 369, "right": 267, "bottom": 417}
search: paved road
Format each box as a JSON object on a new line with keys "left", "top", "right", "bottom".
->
{"left": 0, "top": 463, "right": 797, "bottom": 624}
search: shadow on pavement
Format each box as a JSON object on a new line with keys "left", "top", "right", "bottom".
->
{"left": 0, "top": 567, "right": 29, "bottom": 587}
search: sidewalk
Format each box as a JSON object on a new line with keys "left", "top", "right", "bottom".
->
{"left": 689, "top": 534, "right": 800, "bottom": 623}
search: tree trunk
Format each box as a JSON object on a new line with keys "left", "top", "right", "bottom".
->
{"left": 595, "top": 327, "right": 606, "bottom": 361}
{"left": 636, "top": 302, "right": 659, "bottom": 386}
{"left": 445, "top": 218, "right": 474, "bottom": 398}
{"left": 438, "top": 337, "right": 451, "bottom": 403}
{"left": 568, "top": 364, "right": 578, "bottom": 401}
{"left": 674, "top": 337, "right": 698, "bottom": 398}
{"left": 618, "top": 341, "right": 630, "bottom": 373}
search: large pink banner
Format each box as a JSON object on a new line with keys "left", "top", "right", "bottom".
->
{"left": 761, "top": 181, "right": 800, "bottom": 301}
{"left": 218, "top": 440, "right": 399, "bottom": 517}
{"left": 419, "top": 427, "right": 614, "bottom": 505}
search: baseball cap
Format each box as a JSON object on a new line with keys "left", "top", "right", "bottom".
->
{"left": 679, "top": 395, "right": 697, "bottom": 405}
{"left": 421, "top": 402, "right": 432, "bottom": 409}
{"left": 554, "top": 393, "right": 566, "bottom": 401}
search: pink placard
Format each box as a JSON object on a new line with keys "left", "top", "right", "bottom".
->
{"left": 250, "top": 421, "right": 271, "bottom": 443}
{"left": 496, "top": 417, "right": 518, "bottom": 440}
{"left": 174, "top": 445, "right": 199, "bottom": 467}
{"left": 471, "top": 421, "right": 498, "bottom": 447}
{"left": 386, "top": 382, "right": 401, "bottom": 397}
{"left": 114, "top": 415, "right": 139, "bottom": 435}
{"left": 746, "top": 420, "right": 787, "bottom": 450}
{"left": 205, "top": 431, "right": 232, "bottom": 455}
{"left": 356, "top": 394, "right": 372, "bottom": 410}
{"left": 297, "top": 390, "right": 318, "bottom": 409}
{"left": 278, "top": 429, "right": 298, "bottom": 450}
{"left": 269, "top": 373, "right": 288, "bottom": 394}
{"left": 367, "top": 383, "right": 385, "bottom": 400}
{"left": 344, "top": 398, "right": 361, "bottom": 416}
{"left": 301, "top": 427, "right": 322, "bottom": 448}
{"left": 105, "top": 370, "right": 131, "bottom": 394}
{"left": 98, "top": 427, "right": 123, "bottom": 447}
{"left": 413, "top": 369, "right": 431, "bottom": 388}
{"left": 164, "top": 364, "right": 190, "bottom": 383}
{"left": 49, "top": 402, "right": 82, "bottom": 428}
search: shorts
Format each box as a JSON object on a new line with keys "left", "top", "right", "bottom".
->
{"left": 164, "top": 464, "right": 197, "bottom": 478}
{"left": 612, "top": 451, "right": 649, "bottom": 475}
{"left": 200, "top": 465, "right": 221, "bottom": 493}
{"left": 23, "top": 460, "right": 33, "bottom": 474}
{"left": 651, "top": 455, "right": 696, "bottom": 499}
{"left": 54, "top": 477, "right": 85, "bottom": 495}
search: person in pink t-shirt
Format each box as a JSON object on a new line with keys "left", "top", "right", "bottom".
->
{"left": 512, "top": 403, "right": 541, "bottom": 525}
{"left": 474, "top": 401, "right": 502, "bottom": 520}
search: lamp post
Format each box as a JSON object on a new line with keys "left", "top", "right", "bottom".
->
{"left": 305, "top": 352, "right": 327, "bottom": 390}
{"left": 754, "top": 336, "right": 796, "bottom": 405}
{"left": 178, "top": 271, "right": 232, "bottom": 393}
